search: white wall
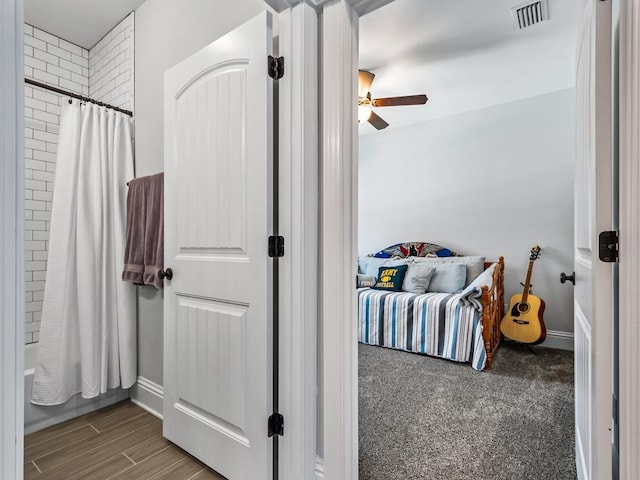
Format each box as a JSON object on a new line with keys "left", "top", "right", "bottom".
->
{"left": 24, "top": 25, "right": 89, "bottom": 344}
{"left": 133, "top": 0, "right": 269, "bottom": 388}
{"left": 359, "top": 88, "right": 576, "bottom": 336}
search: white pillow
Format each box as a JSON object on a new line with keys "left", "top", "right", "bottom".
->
{"left": 411, "top": 256, "right": 485, "bottom": 287}
{"left": 402, "top": 265, "right": 436, "bottom": 294}
{"left": 358, "top": 257, "right": 410, "bottom": 277}
{"left": 427, "top": 263, "right": 467, "bottom": 293}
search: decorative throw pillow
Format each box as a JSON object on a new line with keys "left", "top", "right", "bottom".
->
{"left": 411, "top": 256, "right": 486, "bottom": 287}
{"left": 460, "top": 263, "right": 497, "bottom": 297}
{"left": 357, "top": 274, "right": 377, "bottom": 288}
{"left": 402, "top": 264, "right": 436, "bottom": 294}
{"left": 372, "top": 265, "right": 408, "bottom": 291}
{"left": 427, "top": 263, "right": 467, "bottom": 293}
{"left": 372, "top": 242, "right": 461, "bottom": 259}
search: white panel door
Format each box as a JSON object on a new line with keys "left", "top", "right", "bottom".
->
{"left": 163, "top": 11, "right": 273, "bottom": 480}
{"left": 574, "top": 1, "right": 614, "bottom": 479}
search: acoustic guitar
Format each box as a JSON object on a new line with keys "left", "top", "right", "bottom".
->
{"left": 500, "top": 246, "right": 546, "bottom": 344}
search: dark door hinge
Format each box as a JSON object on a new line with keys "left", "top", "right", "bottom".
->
{"left": 268, "top": 55, "right": 284, "bottom": 80}
{"left": 599, "top": 231, "right": 619, "bottom": 262}
{"left": 268, "top": 412, "right": 284, "bottom": 437}
{"left": 268, "top": 235, "right": 285, "bottom": 258}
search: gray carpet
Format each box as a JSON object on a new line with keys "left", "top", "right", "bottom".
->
{"left": 359, "top": 342, "right": 576, "bottom": 480}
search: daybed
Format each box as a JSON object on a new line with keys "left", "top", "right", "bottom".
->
{"left": 357, "top": 243, "right": 504, "bottom": 370}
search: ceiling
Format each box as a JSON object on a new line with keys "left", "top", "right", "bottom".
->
{"left": 24, "top": 0, "right": 584, "bottom": 127}
{"left": 24, "top": 0, "right": 146, "bottom": 49}
{"left": 359, "top": 0, "right": 585, "bottom": 134}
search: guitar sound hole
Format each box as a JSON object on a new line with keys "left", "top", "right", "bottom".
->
{"left": 517, "top": 303, "right": 530, "bottom": 314}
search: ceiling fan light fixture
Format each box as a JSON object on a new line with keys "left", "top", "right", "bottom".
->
{"left": 358, "top": 105, "right": 373, "bottom": 124}
{"left": 358, "top": 70, "right": 375, "bottom": 97}
{"left": 356, "top": 69, "right": 427, "bottom": 130}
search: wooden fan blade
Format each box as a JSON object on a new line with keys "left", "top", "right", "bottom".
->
{"left": 372, "top": 94, "right": 428, "bottom": 107}
{"left": 368, "top": 110, "right": 389, "bottom": 130}
{"left": 358, "top": 70, "right": 375, "bottom": 97}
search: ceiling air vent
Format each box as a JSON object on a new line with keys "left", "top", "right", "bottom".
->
{"left": 512, "top": 0, "right": 549, "bottom": 30}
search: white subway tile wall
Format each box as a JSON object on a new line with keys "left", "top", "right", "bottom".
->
{"left": 24, "top": 25, "right": 89, "bottom": 344}
{"left": 24, "top": 14, "right": 135, "bottom": 344}
{"left": 89, "top": 12, "right": 135, "bottom": 111}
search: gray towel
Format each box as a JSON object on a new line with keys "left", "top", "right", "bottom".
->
{"left": 142, "top": 173, "right": 164, "bottom": 288}
{"left": 122, "top": 172, "right": 164, "bottom": 288}
{"left": 122, "top": 177, "right": 146, "bottom": 285}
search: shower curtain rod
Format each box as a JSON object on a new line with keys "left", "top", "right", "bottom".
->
{"left": 25, "top": 78, "right": 133, "bottom": 116}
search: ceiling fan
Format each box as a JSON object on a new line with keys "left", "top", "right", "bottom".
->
{"left": 358, "top": 70, "right": 428, "bottom": 130}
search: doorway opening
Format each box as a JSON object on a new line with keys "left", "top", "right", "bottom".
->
{"left": 354, "top": 0, "right": 587, "bottom": 478}
{"left": 21, "top": 4, "right": 276, "bottom": 480}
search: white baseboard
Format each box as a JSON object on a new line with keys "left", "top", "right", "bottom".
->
{"left": 315, "top": 457, "right": 324, "bottom": 479}
{"left": 130, "top": 376, "right": 163, "bottom": 419}
{"left": 541, "top": 329, "right": 574, "bottom": 351}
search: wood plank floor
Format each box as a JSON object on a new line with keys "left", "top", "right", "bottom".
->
{"left": 24, "top": 401, "right": 225, "bottom": 480}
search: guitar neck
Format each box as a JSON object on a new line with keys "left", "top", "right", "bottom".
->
{"left": 521, "top": 260, "right": 535, "bottom": 303}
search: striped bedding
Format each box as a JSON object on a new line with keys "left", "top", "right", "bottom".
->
{"left": 358, "top": 288, "right": 487, "bottom": 370}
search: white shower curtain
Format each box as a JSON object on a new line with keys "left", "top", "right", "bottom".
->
{"left": 32, "top": 100, "right": 137, "bottom": 405}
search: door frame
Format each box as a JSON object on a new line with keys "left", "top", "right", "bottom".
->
{"left": 316, "top": 0, "right": 391, "bottom": 478}
{"left": 261, "top": 2, "right": 321, "bottom": 479}
{"left": 266, "top": 2, "right": 393, "bottom": 478}
{"left": 312, "top": 0, "right": 639, "bottom": 478}
{"left": 617, "top": 0, "right": 640, "bottom": 477}
{"left": 0, "top": 0, "right": 25, "bottom": 479}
